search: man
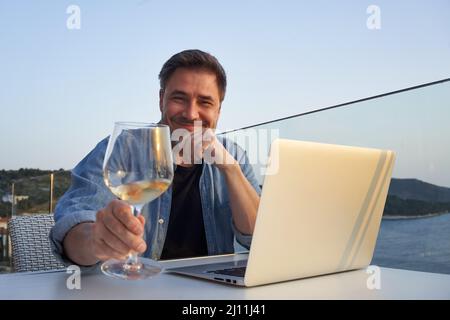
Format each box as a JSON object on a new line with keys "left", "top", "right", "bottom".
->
{"left": 50, "top": 49, "right": 261, "bottom": 266}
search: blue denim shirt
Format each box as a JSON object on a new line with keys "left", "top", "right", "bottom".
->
{"left": 49, "top": 136, "right": 261, "bottom": 265}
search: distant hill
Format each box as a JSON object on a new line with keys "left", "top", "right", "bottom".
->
{"left": 0, "top": 169, "right": 71, "bottom": 217}
{"left": 388, "top": 178, "right": 450, "bottom": 202}
{"left": 384, "top": 178, "right": 450, "bottom": 217}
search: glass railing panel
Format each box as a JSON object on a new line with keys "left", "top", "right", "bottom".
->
{"left": 221, "top": 79, "right": 450, "bottom": 274}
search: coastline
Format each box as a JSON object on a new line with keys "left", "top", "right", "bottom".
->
{"left": 382, "top": 211, "right": 450, "bottom": 220}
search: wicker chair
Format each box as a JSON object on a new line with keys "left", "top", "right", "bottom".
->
{"left": 8, "top": 214, "right": 65, "bottom": 272}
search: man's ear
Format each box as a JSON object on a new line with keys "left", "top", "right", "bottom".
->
{"left": 159, "top": 89, "right": 164, "bottom": 112}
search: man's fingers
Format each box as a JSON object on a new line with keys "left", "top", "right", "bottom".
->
{"left": 103, "top": 213, "right": 146, "bottom": 253}
{"left": 137, "top": 215, "right": 145, "bottom": 227}
{"left": 93, "top": 237, "right": 128, "bottom": 261}
{"left": 96, "top": 202, "right": 147, "bottom": 254}
{"left": 190, "top": 131, "right": 213, "bottom": 163}
{"left": 96, "top": 223, "right": 131, "bottom": 256}
{"left": 109, "top": 200, "right": 143, "bottom": 235}
{"left": 192, "top": 130, "right": 214, "bottom": 148}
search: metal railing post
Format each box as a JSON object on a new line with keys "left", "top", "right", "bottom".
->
{"left": 11, "top": 183, "right": 15, "bottom": 216}
{"left": 49, "top": 173, "right": 54, "bottom": 213}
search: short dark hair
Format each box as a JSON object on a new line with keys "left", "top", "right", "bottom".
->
{"left": 159, "top": 49, "right": 227, "bottom": 102}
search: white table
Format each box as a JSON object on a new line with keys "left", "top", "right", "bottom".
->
{"left": 1, "top": 253, "right": 449, "bottom": 300}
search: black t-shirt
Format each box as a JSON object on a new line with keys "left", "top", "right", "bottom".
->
{"left": 160, "top": 164, "right": 208, "bottom": 260}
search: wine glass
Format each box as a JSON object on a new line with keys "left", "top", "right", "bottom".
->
{"left": 102, "top": 122, "right": 174, "bottom": 280}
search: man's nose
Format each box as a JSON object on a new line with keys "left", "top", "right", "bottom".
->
{"left": 182, "top": 101, "right": 200, "bottom": 120}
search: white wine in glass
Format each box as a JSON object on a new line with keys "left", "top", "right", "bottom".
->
{"left": 102, "top": 122, "right": 174, "bottom": 280}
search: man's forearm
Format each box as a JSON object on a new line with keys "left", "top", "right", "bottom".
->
{"left": 63, "top": 222, "right": 99, "bottom": 266}
{"left": 221, "top": 163, "right": 260, "bottom": 235}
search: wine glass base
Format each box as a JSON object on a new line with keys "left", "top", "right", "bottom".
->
{"left": 101, "top": 259, "right": 162, "bottom": 280}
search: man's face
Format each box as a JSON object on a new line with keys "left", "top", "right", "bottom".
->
{"left": 159, "top": 68, "right": 222, "bottom": 133}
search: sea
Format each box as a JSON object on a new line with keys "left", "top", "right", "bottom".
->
{"left": 372, "top": 212, "right": 450, "bottom": 274}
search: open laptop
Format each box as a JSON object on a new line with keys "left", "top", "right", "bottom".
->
{"left": 165, "top": 138, "right": 396, "bottom": 287}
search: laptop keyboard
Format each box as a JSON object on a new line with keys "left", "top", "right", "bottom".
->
{"left": 206, "top": 266, "right": 247, "bottom": 277}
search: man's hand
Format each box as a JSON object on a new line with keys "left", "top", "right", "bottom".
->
{"left": 171, "top": 127, "right": 258, "bottom": 235}
{"left": 203, "top": 133, "right": 238, "bottom": 171}
{"left": 173, "top": 128, "right": 237, "bottom": 170}
{"left": 92, "top": 199, "right": 147, "bottom": 261}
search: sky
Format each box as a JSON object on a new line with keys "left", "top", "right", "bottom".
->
{"left": 1, "top": 1, "right": 449, "bottom": 178}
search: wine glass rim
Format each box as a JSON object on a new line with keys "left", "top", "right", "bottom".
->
{"left": 114, "top": 121, "right": 169, "bottom": 128}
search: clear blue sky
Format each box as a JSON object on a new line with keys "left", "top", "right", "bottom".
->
{"left": 1, "top": 1, "right": 449, "bottom": 174}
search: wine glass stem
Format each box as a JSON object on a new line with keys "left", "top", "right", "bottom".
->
{"left": 125, "top": 204, "right": 143, "bottom": 268}
{"left": 126, "top": 252, "right": 139, "bottom": 266}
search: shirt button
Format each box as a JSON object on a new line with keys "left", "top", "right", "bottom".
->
{"left": 158, "top": 218, "right": 164, "bottom": 224}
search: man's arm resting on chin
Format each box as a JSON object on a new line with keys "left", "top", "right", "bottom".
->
{"left": 220, "top": 162, "right": 260, "bottom": 235}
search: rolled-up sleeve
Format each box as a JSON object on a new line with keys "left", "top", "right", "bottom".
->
{"left": 49, "top": 210, "right": 97, "bottom": 266}
{"left": 231, "top": 219, "right": 253, "bottom": 250}
{"left": 50, "top": 137, "right": 115, "bottom": 266}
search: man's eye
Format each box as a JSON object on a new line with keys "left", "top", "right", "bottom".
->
{"left": 201, "top": 101, "right": 213, "bottom": 107}
{"left": 172, "top": 96, "right": 184, "bottom": 102}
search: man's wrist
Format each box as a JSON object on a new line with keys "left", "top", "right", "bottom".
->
{"left": 63, "top": 222, "right": 99, "bottom": 266}
{"left": 218, "top": 161, "right": 240, "bottom": 176}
